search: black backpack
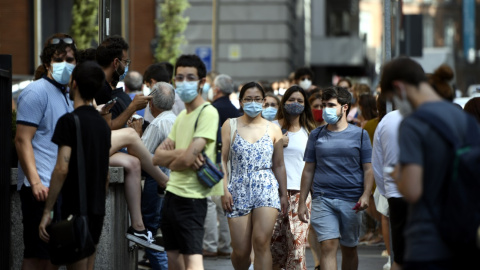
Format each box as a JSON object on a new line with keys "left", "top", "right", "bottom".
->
{"left": 414, "top": 109, "right": 480, "bottom": 251}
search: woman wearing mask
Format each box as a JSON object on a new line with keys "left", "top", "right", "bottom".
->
{"left": 270, "top": 86, "right": 316, "bottom": 270}
{"left": 221, "top": 82, "right": 288, "bottom": 270}
{"left": 262, "top": 93, "right": 281, "bottom": 121}
{"left": 308, "top": 91, "right": 326, "bottom": 127}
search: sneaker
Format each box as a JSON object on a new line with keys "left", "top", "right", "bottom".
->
{"left": 126, "top": 227, "right": 164, "bottom": 252}
{"left": 383, "top": 256, "right": 391, "bottom": 270}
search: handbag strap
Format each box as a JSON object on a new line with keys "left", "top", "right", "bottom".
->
{"left": 193, "top": 104, "right": 210, "bottom": 132}
{"left": 73, "top": 114, "right": 88, "bottom": 216}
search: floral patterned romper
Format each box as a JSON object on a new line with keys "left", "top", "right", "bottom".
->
{"left": 227, "top": 122, "right": 281, "bottom": 218}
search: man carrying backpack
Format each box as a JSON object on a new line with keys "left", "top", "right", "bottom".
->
{"left": 380, "top": 57, "right": 480, "bottom": 270}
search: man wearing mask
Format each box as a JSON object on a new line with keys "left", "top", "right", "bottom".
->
{"left": 294, "top": 67, "right": 316, "bottom": 95}
{"left": 153, "top": 54, "right": 221, "bottom": 270}
{"left": 15, "top": 33, "right": 76, "bottom": 269}
{"left": 95, "top": 35, "right": 151, "bottom": 130}
{"left": 298, "top": 86, "right": 373, "bottom": 270}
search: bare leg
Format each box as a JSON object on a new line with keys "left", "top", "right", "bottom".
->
{"left": 251, "top": 207, "right": 278, "bottom": 270}
{"left": 183, "top": 254, "right": 204, "bottom": 270}
{"left": 110, "top": 152, "right": 145, "bottom": 231}
{"left": 167, "top": 250, "right": 185, "bottom": 270}
{"left": 308, "top": 225, "right": 321, "bottom": 267}
{"left": 320, "top": 239, "right": 339, "bottom": 270}
{"left": 340, "top": 245, "right": 358, "bottom": 270}
{"left": 22, "top": 258, "right": 59, "bottom": 270}
{"left": 228, "top": 214, "right": 253, "bottom": 270}
{"left": 110, "top": 128, "right": 168, "bottom": 187}
{"left": 65, "top": 250, "right": 96, "bottom": 270}
{"left": 382, "top": 215, "right": 391, "bottom": 256}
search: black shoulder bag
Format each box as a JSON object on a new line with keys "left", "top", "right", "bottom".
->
{"left": 194, "top": 105, "right": 224, "bottom": 188}
{"left": 47, "top": 114, "right": 95, "bottom": 265}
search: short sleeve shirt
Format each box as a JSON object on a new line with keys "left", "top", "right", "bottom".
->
{"left": 16, "top": 77, "right": 74, "bottom": 190}
{"left": 304, "top": 124, "right": 372, "bottom": 202}
{"left": 51, "top": 106, "right": 111, "bottom": 216}
{"left": 166, "top": 103, "right": 222, "bottom": 198}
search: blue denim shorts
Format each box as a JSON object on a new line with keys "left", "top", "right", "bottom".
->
{"left": 310, "top": 196, "right": 362, "bottom": 247}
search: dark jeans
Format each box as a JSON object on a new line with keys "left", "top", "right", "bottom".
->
{"left": 141, "top": 168, "right": 169, "bottom": 270}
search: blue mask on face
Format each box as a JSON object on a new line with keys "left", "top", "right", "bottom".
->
{"left": 262, "top": 107, "right": 277, "bottom": 121}
{"left": 243, "top": 102, "right": 263, "bottom": 118}
{"left": 323, "top": 107, "right": 343, "bottom": 124}
{"left": 119, "top": 65, "right": 128, "bottom": 81}
{"left": 176, "top": 80, "right": 199, "bottom": 103}
{"left": 51, "top": 61, "right": 75, "bottom": 85}
{"left": 203, "top": 82, "right": 210, "bottom": 92}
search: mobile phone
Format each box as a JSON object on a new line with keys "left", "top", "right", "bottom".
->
{"left": 105, "top": 97, "right": 118, "bottom": 106}
{"left": 352, "top": 202, "right": 361, "bottom": 210}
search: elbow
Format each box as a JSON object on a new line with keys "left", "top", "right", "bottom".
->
{"left": 54, "top": 165, "right": 69, "bottom": 178}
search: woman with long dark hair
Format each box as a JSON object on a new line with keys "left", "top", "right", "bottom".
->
{"left": 221, "top": 82, "right": 288, "bottom": 270}
{"left": 270, "top": 86, "right": 316, "bottom": 270}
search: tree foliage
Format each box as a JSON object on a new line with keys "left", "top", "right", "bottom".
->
{"left": 70, "top": 0, "right": 98, "bottom": 50}
{"left": 155, "top": 0, "right": 190, "bottom": 65}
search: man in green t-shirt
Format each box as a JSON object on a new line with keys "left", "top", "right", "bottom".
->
{"left": 153, "top": 54, "right": 221, "bottom": 270}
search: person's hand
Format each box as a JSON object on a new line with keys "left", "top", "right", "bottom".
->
{"left": 191, "top": 153, "right": 205, "bottom": 170}
{"left": 282, "top": 132, "right": 289, "bottom": 147}
{"left": 354, "top": 194, "right": 370, "bottom": 213}
{"left": 280, "top": 194, "right": 288, "bottom": 215}
{"left": 159, "top": 139, "right": 175, "bottom": 151}
{"left": 222, "top": 189, "right": 234, "bottom": 213}
{"left": 127, "top": 118, "right": 142, "bottom": 136}
{"left": 130, "top": 94, "right": 152, "bottom": 111}
{"left": 298, "top": 201, "right": 309, "bottom": 223}
{"left": 38, "top": 211, "right": 51, "bottom": 243}
{"left": 97, "top": 100, "right": 116, "bottom": 115}
{"left": 32, "top": 182, "right": 49, "bottom": 202}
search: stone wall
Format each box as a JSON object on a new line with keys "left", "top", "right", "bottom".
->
{"left": 10, "top": 167, "right": 137, "bottom": 270}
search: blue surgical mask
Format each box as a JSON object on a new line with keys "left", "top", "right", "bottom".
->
{"left": 243, "top": 102, "right": 263, "bottom": 118}
{"left": 51, "top": 62, "right": 75, "bottom": 85}
{"left": 203, "top": 82, "right": 210, "bottom": 92}
{"left": 284, "top": 103, "right": 304, "bottom": 116}
{"left": 323, "top": 107, "right": 343, "bottom": 124}
{"left": 176, "top": 80, "right": 199, "bottom": 103}
{"left": 262, "top": 107, "right": 277, "bottom": 121}
{"left": 119, "top": 65, "right": 128, "bottom": 81}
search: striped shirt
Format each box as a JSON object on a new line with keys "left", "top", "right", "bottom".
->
{"left": 16, "top": 77, "right": 74, "bottom": 190}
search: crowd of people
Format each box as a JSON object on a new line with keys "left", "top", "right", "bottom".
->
{"left": 14, "top": 32, "right": 480, "bottom": 270}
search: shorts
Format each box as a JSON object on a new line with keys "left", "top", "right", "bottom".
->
{"left": 160, "top": 192, "right": 207, "bottom": 254}
{"left": 388, "top": 197, "right": 408, "bottom": 265}
{"left": 310, "top": 196, "right": 361, "bottom": 247}
{"left": 20, "top": 185, "right": 53, "bottom": 259}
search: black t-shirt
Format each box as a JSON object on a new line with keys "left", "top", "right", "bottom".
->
{"left": 111, "top": 88, "right": 131, "bottom": 120}
{"left": 52, "top": 106, "right": 111, "bottom": 216}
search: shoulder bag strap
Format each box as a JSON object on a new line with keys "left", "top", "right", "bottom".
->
{"left": 193, "top": 104, "right": 210, "bottom": 132}
{"left": 73, "top": 114, "right": 88, "bottom": 216}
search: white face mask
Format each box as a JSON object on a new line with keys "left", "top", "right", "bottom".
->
{"left": 393, "top": 90, "right": 413, "bottom": 116}
{"left": 299, "top": 79, "right": 312, "bottom": 90}
{"left": 207, "top": 87, "right": 214, "bottom": 101}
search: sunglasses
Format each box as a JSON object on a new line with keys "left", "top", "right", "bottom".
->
{"left": 50, "top": 37, "right": 74, "bottom": 45}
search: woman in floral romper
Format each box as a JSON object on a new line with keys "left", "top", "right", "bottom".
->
{"left": 221, "top": 82, "right": 288, "bottom": 270}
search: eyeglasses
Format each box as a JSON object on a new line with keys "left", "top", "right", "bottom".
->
{"left": 264, "top": 102, "right": 277, "bottom": 108}
{"left": 119, "top": 58, "right": 131, "bottom": 66}
{"left": 174, "top": 74, "right": 198, "bottom": 82}
{"left": 242, "top": 98, "right": 264, "bottom": 103}
{"left": 50, "top": 37, "right": 74, "bottom": 45}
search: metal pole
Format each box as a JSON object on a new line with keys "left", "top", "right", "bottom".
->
{"left": 394, "top": 1, "right": 401, "bottom": 57}
{"left": 211, "top": 0, "right": 218, "bottom": 72}
{"left": 98, "top": 0, "right": 111, "bottom": 44}
{"left": 383, "top": 0, "right": 392, "bottom": 63}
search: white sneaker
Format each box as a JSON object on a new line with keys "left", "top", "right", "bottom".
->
{"left": 248, "top": 264, "right": 254, "bottom": 270}
{"left": 383, "top": 256, "right": 391, "bottom": 270}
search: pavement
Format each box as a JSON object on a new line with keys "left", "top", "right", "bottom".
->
{"left": 139, "top": 243, "right": 390, "bottom": 270}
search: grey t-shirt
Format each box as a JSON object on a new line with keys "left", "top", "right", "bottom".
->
{"left": 304, "top": 124, "right": 372, "bottom": 202}
{"left": 399, "top": 101, "right": 476, "bottom": 262}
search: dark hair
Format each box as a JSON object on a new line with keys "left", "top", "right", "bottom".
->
{"left": 239, "top": 82, "right": 265, "bottom": 100}
{"left": 276, "top": 86, "right": 316, "bottom": 133}
{"left": 337, "top": 77, "right": 352, "bottom": 88}
{"left": 96, "top": 35, "right": 129, "bottom": 68}
{"left": 380, "top": 57, "right": 427, "bottom": 93}
{"left": 358, "top": 94, "right": 378, "bottom": 121}
{"left": 321, "top": 86, "right": 352, "bottom": 115}
{"left": 428, "top": 64, "right": 455, "bottom": 101}
{"left": 40, "top": 33, "right": 77, "bottom": 69}
{"left": 294, "top": 67, "right": 314, "bottom": 80}
{"left": 143, "top": 63, "right": 170, "bottom": 84}
{"left": 34, "top": 65, "right": 46, "bottom": 81}
{"left": 376, "top": 91, "right": 388, "bottom": 121}
{"left": 308, "top": 90, "right": 322, "bottom": 109}
{"left": 464, "top": 97, "right": 480, "bottom": 124}
{"left": 71, "top": 61, "right": 105, "bottom": 100}
{"left": 174, "top": 54, "right": 207, "bottom": 80}
{"left": 77, "top": 48, "right": 97, "bottom": 64}
{"left": 158, "top": 61, "right": 174, "bottom": 81}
